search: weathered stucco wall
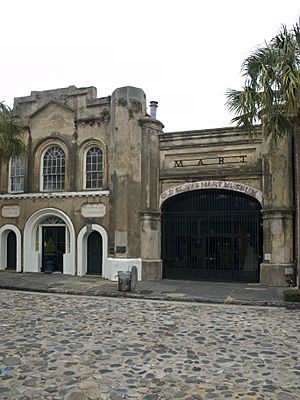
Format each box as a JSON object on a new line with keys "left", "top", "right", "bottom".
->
{"left": 0, "top": 85, "right": 296, "bottom": 285}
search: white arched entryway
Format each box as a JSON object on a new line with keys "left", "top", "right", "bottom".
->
{"left": 0, "top": 224, "right": 22, "bottom": 272}
{"left": 77, "top": 224, "right": 108, "bottom": 277}
{"left": 23, "top": 208, "right": 76, "bottom": 275}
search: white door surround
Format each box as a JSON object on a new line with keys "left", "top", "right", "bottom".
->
{"left": 77, "top": 224, "right": 108, "bottom": 277}
{"left": 0, "top": 224, "right": 22, "bottom": 272}
{"left": 23, "top": 208, "right": 76, "bottom": 275}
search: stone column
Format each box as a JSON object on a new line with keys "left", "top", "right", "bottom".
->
{"left": 109, "top": 87, "right": 146, "bottom": 267}
{"left": 260, "top": 136, "right": 295, "bottom": 286}
{"left": 140, "top": 117, "right": 164, "bottom": 280}
{"left": 140, "top": 211, "right": 162, "bottom": 280}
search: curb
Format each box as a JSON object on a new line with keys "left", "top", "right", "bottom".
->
{"left": 1, "top": 284, "right": 299, "bottom": 309}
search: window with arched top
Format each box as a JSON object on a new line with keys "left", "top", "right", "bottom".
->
{"left": 85, "top": 146, "right": 103, "bottom": 189}
{"left": 10, "top": 156, "right": 25, "bottom": 192}
{"left": 42, "top": 146, "right": 65, "bottom": 191}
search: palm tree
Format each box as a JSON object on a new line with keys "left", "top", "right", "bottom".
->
{"left": 226, "top": 21, "right": 300, "bottom": 288}
{"left": 0, "top": 102, "right": 25, "bottom": 161}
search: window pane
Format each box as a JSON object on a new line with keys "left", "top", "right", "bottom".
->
{"left": 43, "top": 146, "right": 65, "bottom": 191}
{"left": 86, "top": 147, "right": 103, "bottom": 189}
{"left": 10, "top": 156, "right": 25, "bottom": 192}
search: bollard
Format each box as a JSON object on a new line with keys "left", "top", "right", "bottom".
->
{"left": 117, "top": 271, "right": 132, "bottom": 292}
{"left": 131, "top": 266, "right": 138, "bottom": 292}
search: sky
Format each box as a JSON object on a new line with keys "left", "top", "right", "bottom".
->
{"left": 1, "top": 0, "right": 299, "bottom": 132}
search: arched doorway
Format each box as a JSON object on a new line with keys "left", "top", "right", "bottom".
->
{"left": 0, "top": 225, "right": 22, "bottom": 272}
{"left": 87, "top": 231, "right": 102, "bottom": 274}
{"left": 24, "top": 208, "right": 76, "bottom": 275}
{"left": 77, "top": 224, "right": 108, "bottom": 277}
{"left": 161, "top": 189, "right": 262, "bottom": 282}
{"left": 41, "top": 219, "right": 66, "bottom": 273}
{"left": 7, "top": 231, "right": 17, "bottom": 270}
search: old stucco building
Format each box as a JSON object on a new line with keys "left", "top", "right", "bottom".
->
{"left": 0, "top": 85, "right": 296, "bottom": 286}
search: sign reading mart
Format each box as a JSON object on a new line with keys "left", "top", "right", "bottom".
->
{"left": 159, "top": 180, "right": 263, "bottom": 207}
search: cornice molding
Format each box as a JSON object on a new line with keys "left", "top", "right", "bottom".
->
{"left": 0, "top": 190, "right": 109, "bottom": 200}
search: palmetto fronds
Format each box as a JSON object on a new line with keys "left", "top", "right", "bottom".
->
{"left": 226, "top": 20, "right": 300, "bottom": 142}
{"left": 0, "top": 102, "right": 25, "bottom": 161}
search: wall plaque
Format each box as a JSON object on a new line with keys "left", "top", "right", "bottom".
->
{"left": 81, "top": 203, "right": 106, "bottom": 218}
{"left": 2, "top": 205, "right": 20, "bottom": 218}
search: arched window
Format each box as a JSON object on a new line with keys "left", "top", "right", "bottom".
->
{"left": 10, "top": 156, "right": 25, "bottom": 192}
{"left": 42, "top": 146, "right": 65, "bottom": 191}
{"left": 85, "top": 146, "right": 103, "bottom": 189}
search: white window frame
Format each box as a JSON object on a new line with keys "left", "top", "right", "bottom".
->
{"left": 40, "top": 146, "right": 65, "bottom": 192}
{"left": 9, "top": 156, "right": 25, "bottom": 193}
{"left": 83, "top": 146, "right": 103, "bottom": 190}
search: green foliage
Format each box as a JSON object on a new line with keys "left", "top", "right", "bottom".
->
{"left": 226, "top": 20, "right": 300, "bottom": 142}
{"left": 44, "top": 239, "right": 57, "bottom": 253}
{"left": 283, "top": 289, "right": 300, "bottom": 302}
{"left": 0, "top": 102, "right": 25, "bottom": 161}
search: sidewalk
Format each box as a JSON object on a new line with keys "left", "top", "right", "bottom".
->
{"left": 0, "top": 270, "right": 294, "bottom": 307}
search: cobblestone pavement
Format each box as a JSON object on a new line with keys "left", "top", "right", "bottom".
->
{"left": 0, "top": 290, "right": 300, "bottom": 400}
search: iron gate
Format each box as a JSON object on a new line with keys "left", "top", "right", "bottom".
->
{"left": 161, "top": 189, "right": 262, "bottom": 282}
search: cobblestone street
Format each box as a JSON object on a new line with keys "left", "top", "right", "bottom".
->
{"left": 0, "top": 290, "right": 300, "bottom": 400}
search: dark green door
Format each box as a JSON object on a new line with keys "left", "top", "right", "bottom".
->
{"left": 87, "top": 231, "right": 102, "bottom": 274}
{"left": 42, "top": 227, "right": 65, "bottom": 272}
{"left": 7, "top": 231, "right": 17, "bottom": 270}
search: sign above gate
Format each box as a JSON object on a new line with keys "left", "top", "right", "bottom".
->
{"left": 174, "top": 155, "right": 247, "bottom": 168}
{"left": 160, "top": 180, "right": 263, "bottom": 206}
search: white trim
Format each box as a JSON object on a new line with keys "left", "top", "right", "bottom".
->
{"left": 77, "top": 224, "right": 108, "bottom": 277}
{"left": 160, "top": 180, "right": 263, "bottom": 206}
{"left": 83, "top": 145, "right": 104, "bottom": 190}
{"left": 8, "top": 156, "right": 25, "bottom": 194}
{"left": 40, "top": 145, "right": 65, "bottom": 192}
{"left": 0, "top": 225, "right": 22, "bottom": 272}
{"left": 0, "top": 190, "right": 109, "bottom": 200}
{"left": 24, "top": 208, "right": 76, "bottom": 275}
{"left": 106, "top": 258, "right": 142, "bottom": 281}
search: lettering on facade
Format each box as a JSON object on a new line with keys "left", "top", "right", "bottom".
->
{"left": 81, "top": 203, "right": 106, "bottom": 218}
{"left": 1, "top": 205, "right": 20, "bottom": 218}
{"left": 160, "top": 180, "right": 263, "bottom": 206}
{"left": 174, "top": 155, "right": 247, "bottom": 168}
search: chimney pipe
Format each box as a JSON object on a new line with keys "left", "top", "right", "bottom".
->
{"left": 149, "top": 101, "right": 158, "bottom": 119}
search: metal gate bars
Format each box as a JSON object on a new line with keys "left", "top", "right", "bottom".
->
{"left": 161, "top": 189, "right": 262, "bottom": 282}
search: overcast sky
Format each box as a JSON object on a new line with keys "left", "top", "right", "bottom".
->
{"left": 1, "top": 0, "right": 299, "bottom": 132}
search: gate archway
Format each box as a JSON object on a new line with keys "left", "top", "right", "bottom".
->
{"left": 161, "top": 188, "right": 262, "bottom": 282}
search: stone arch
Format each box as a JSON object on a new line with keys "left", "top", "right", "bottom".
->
{"left": 77, "top": 224, "right": 108, "bottom": 277}
{"left": 0, "top": 224, "right": 22, "bottom": 272}
{"left": 160, "top": 180, "right": 263, "bottom": 207}
{"left": 23, "top": 208, "right": 76, "bottom": 274}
